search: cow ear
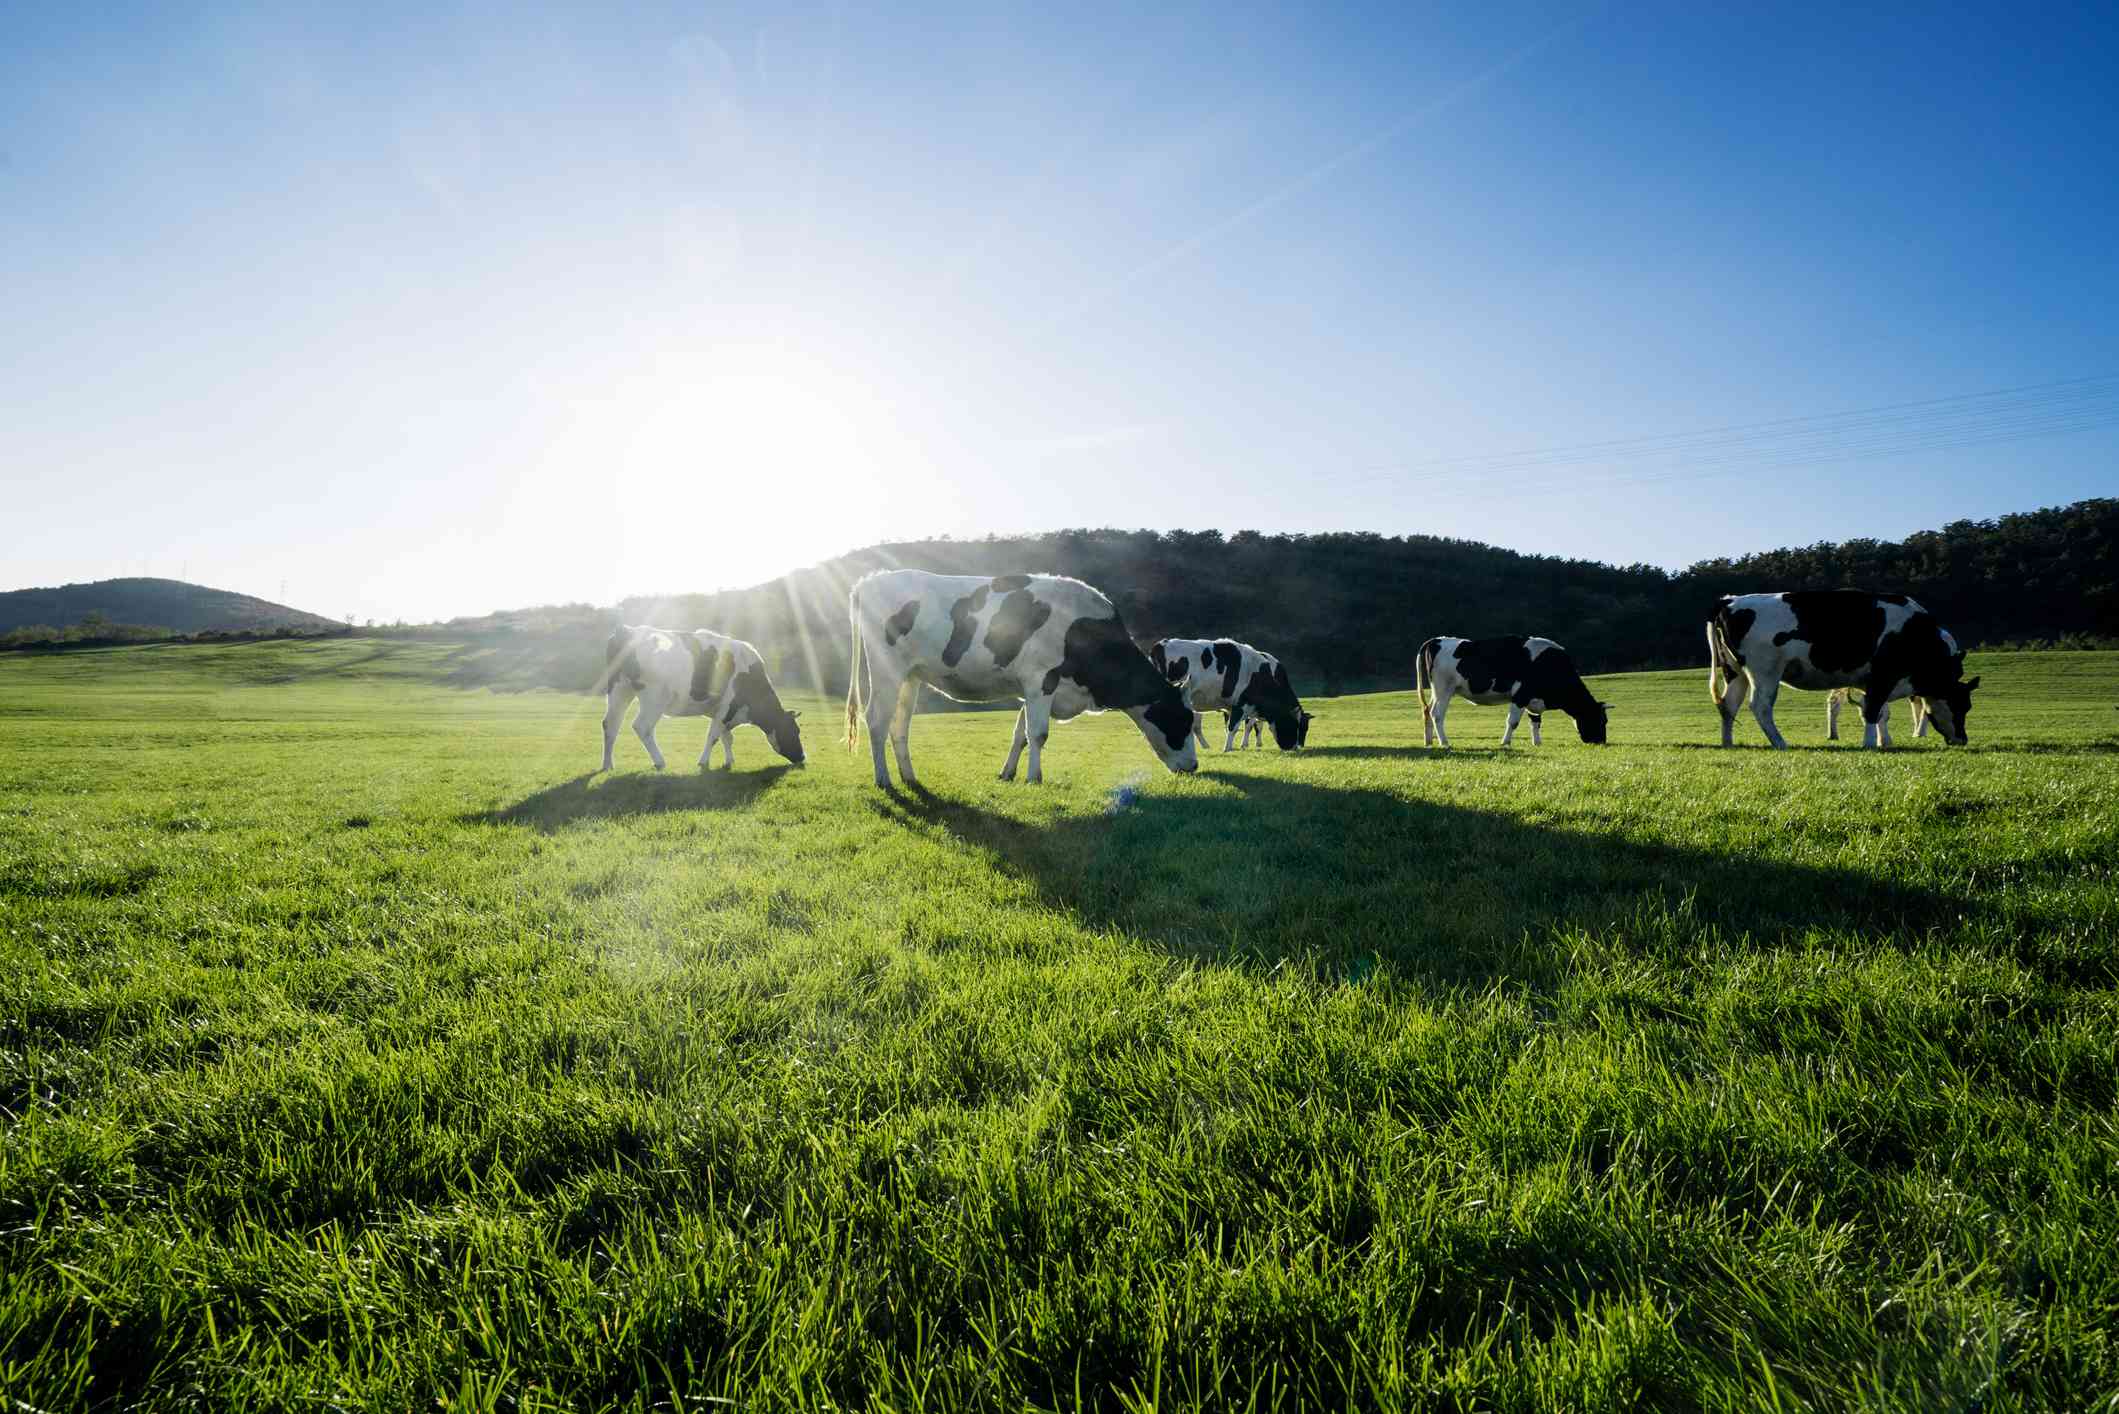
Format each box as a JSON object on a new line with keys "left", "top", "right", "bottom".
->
{"left": 788, "top": 709, "right": 802, "bottom": 719}
{"left": 1963, "top": 676, "right": 1981, "bottom": 692}
{"left": 1600, "top": 701, "right": 1615, "bottom": 711}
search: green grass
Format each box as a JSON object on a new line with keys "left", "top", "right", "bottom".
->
{"left": 3, "top": 638, "right": 2116, "bottom": 1412}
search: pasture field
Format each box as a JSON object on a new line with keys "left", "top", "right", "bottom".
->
{"left": 2, "top": 639, "right": 2116, "bottom": 1412}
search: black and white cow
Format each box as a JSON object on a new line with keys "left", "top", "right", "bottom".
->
{"left": 844, "top": 571, "right": 1199, "bottom": 786}
{"left": 1827, "top": 686, "right": 1930, "bottom": 741}
{"left": 600, "top": 625, "right": 805, "bottom": 771}
{"left": 1417, "top": 636, "right": 1611, "bottom": 747}
{"left": 1707, "top": 592, "right": 1978, "bottom": 748}
{"left": 1149, "top": 638, "right": 1313, "bottom": 751}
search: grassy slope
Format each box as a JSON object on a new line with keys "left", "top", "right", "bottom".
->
{"left": 2, "top": 640, "right": 2116, "bottom": 1411}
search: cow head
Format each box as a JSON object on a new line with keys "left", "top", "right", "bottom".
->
{"left": 1132, "top": 686, "right": 1200, "bottom": 773}
{"left": 1923, "top": 676, "right": 1980, "bottom": 745}
{"left": 766, "top": 708, "right": 806, "bottom": 766}
{"left": 1296, "top": 708, "right": 1315, "bottom": 746}
{"left": 1574, "top": 700, "right": 1612, "bottom": 744}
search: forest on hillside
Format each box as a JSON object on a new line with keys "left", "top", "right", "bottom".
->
{"left": 413, "top": 496, "right": 2119, "bottom": 695}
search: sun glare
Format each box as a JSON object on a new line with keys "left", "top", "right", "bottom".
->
{"left": 611, "top": 349, "right": 922, "bottom": 590}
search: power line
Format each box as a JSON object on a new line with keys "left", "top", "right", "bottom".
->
{"left": 1334, "top": 372, "right": 2119, "bottom": 490}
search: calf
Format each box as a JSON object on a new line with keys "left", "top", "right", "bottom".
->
{"left": 1827, "top": 686, "right": 1930, "bottom": 741}
{"left": 1707, "top": 592, "right": 1978, "bottom": 748}
{"left": 1417, "top": 636, "right": 1610, "bottom": 747}
{"left": 1149, "top": 637, "right": 1313, "bottom": 751}
{"left": 600, "top": 626, "right": 806, "bottom": 771}
{"left": 844, "top": 571, "right": 1199, "bottom": 786}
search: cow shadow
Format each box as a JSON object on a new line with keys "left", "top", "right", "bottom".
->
{"left": 871, "top": 773, "right": 1964, "bottom": 992}
{"left": 466, "top": 766, "right": 791, "bottom": 832}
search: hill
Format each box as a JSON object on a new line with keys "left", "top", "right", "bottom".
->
{"left": 0, "top": 577, "right": 342, "bottom": 638}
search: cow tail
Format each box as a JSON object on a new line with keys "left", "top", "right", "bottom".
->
{"left": 843, "top": 589, "right": 865, "bottom": 751}
{"left": 1415, "top": 638, "right": 1438, "bottom": 721}
{"left": 1706, "top": 611, "right": 1745, "bottom": 710}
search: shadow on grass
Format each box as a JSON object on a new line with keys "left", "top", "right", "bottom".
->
{"left": 872, "top": 773, "right": 1963, "bottom": 989}
{"left": 467, "top": 767, "right": 792, "bottom": 832}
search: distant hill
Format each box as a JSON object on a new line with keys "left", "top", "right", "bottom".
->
{"left": 434, "top": 496, "right": 2118, "bottom": 695}
{"left": 0, "top": 578, "right": 342, "bottom": 636}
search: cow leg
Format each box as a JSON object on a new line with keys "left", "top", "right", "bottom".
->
{"left": 999, "top": 708, "right": 1029, "bottom": 781}
{"left": 864, "top": 671, "right": 901, "bottom": 787}
{"left": 1529, "top": 711, "right": 1544, "bottom": 746}
{"left": 1193, "top": 714, "right": 1210, "bottom": 751}
{"left": 601, "top": 686, "right": 635, "bottom": 771}
{"left": 888, "top": 680, "right": 917, "bottom": 782}
{"left": 1747, "top": 675, "right": 1788, "bottom": 750}
{"left": 1913, "top": 697, "right": 1930, "bottom": 738}
{"left": 1222, "top": 712, "right": 1239, "bottom": 752}
{"left": 632, "top": 691, "right": 670, "bottom": 770}
{"left": 1430, "top": 686, "right": 1454, "bottom": 748}
{"left": 697, "top": 717, "right": 721, "bottom": 768}
{"left": 1717, "top": 675, "right": 1748, "bottom": 747}
{"left": 1502, "top": 702, "right": 1524, "bottom": 746}
{"left": 1826, "top": 688, "right": 1843, "bottom": 741}
{"left": 1023, "top": 694, "right": 1054, "bottom": 784}
{"left": 1863, "top": 695, "right": 1892, "bottom": 750}
{"left": 720, "top": 715, "right": 738, "bottom": 769}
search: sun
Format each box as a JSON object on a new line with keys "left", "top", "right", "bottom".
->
{"left": 611, "top": 347, "right": 922, "bottom": 589}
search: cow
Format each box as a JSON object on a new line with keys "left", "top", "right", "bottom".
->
{"left": 844, "top": 571, "right": 1199, "bottom": 786}
{"left": 1417, "top": 636, "right": 1611, "bottom": 747}
{"left": 1707, "top": 591, "right": 1978, "bottom": 748}
{"left": 1148, "top": 637, "right": 1313, "bottom": 751}
{"left": 600, "top": 626, "right": 805, "bottom": 771}
{"left": 1827, "top": 686, "right": 1930, "bottom": 741}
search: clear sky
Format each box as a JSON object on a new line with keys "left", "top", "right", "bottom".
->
{"left": 6, "top": 1, "right": 2116, "bottom": 623}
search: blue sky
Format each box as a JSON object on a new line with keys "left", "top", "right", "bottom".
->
{"left": 6, "top": 1, "right": 2116, "bottom": 622}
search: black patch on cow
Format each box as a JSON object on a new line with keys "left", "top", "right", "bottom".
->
{"left": 1212, "top": 640, "right": 1245, "bottom": 702}
{"left": 1774, "top": 591, "right": 1889, "bottom": 674}
{"left": 684, "top": 639, "right": 724, "bottom": 702}
{"left": 1198, "top": 643, "right": 1216, "bottom": 670}
{"left": 1142, "top": 691, "right": 1193, "bottom": 753}
{"left": 883, "top": 600, "right": 920, "bottom": 647}
{"left": 983, "top": 589, "right": 1052, "bottom": 668}
{"left": 1039, "top": 613, "right": 1174, "bottom": 714}
{"left": 989, "top": 574, "right": 1032, "bottom": 593}
{"left": 941, "top": 586, "right": 991, "bottom": 667}
{"left": 1718, "top": 603, "right": 1756, "bottom": 665}
{"left": 605, "top": 628, "right": 646, "bottom": 691}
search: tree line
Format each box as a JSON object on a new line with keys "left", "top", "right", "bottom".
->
{"left": 592, "top": 497, "right": 2117, "bottom": 694}
{"left": 15, "top": 498, "right": 2111, "bottom": 692}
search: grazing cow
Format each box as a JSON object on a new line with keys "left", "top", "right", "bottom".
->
{"left": 1827, "top": 686, "right": 1930, "bottom": 741}
{"left": 600, "top": 626, "right": 806, "bottom": 771}
{"left": 1417, "top": 636, "right": 1611, "bottom": 747}
{"left": 844, "top": 571, "right": 1199, "bottom": 786}
{"left": 1149, "top": 637, "right": 1314, "bottom": 751}
{"left": 1707, "top": 591, "right": 1978, "bottom": 748}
